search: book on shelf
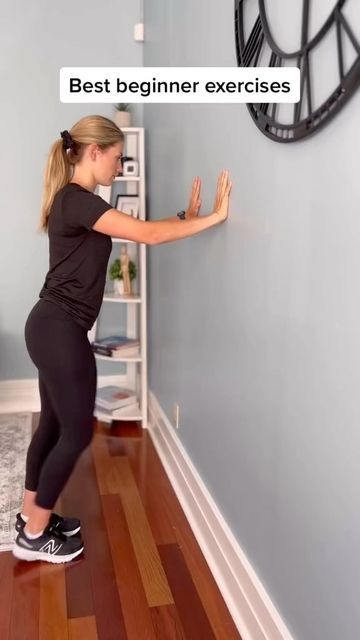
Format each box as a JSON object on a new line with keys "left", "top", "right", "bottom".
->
{"left": 91, "top": 335, "right": 139, "bottom": 357}
{"left": 95, "top": 385, "right": 137, "bottom": 411}
{"left": 92, "top": 335, "right": 139, "bottom": 348}
{"left": 93, "top": 345, "right": 139, "bottom": 358}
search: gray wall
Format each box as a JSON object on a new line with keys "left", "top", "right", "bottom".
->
{"left": 0, "top": 0, "right": 143, "bottom": 379}
{"left": 144, "top": 2, "right": 360, "bottom": 639}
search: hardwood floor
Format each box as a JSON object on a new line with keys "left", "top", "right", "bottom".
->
{"left": 0, "top": 415, "right": 242, "bottom": 640}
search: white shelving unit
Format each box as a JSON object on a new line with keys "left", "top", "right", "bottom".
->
{"left": 90, "top": 127, "right": 147, "bottom": 427}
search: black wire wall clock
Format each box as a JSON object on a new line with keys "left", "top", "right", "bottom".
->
{"left": 234, "top": 0, "right": 360, "bottom": 142}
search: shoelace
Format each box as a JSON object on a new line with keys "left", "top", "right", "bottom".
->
{"left": 45, "top": 522, "right": 67, "bottom": 543}
{"left": 50, "top": 513, "right": 64, "bottom": 528}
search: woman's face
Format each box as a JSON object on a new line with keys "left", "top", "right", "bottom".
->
{"left": 95, "top": 141, "right": 124, "bottom": 186}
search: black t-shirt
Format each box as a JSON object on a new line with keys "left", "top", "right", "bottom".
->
{"left": 39, "top": 183, "right": 113, "bottom": 330}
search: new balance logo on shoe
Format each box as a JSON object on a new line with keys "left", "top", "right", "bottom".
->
{"left": 39, "top": 540, "right": 63, "bottom": 554}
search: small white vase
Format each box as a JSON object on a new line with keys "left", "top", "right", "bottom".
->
{"left": 114, "top": 111, "right": 131, "bottom": 129}
{"left": 113, "top": 279, "right": 124, "bottom": 295}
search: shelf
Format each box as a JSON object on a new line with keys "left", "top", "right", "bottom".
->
{"left": 103, "top": 293, "right": 142, "bottom": 303}
{"left": 94, "top": 351, "right": 142, "bottom": 362}
{"left": 94, "top": 402, "right": 143, "bottom": 422}
{"left": 114, "top": 176, "right": 140, "bottom": 182}
{"left": 94, "top": 127, "right": 147, "bottom": 428}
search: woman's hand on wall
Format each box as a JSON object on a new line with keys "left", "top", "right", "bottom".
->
{"left": 185, "top": 176, "right": 202, "bottom": 219}
{"left": 213, "top": 169, "right": 232, "bottom": 223}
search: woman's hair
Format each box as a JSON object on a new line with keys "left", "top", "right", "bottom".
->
{"left": 38, "top": 115, "right": 124, "bottom": 232}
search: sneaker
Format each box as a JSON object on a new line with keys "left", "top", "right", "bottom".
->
{"left": 15, "top": 512, "right": 81, "bottom": 537}
{"left": 13, "top": 524, "right": 84, "bottom": 564}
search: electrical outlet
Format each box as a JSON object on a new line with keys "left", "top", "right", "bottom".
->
{"left": 173, "top": 403, "right": 180, "bottom": 429}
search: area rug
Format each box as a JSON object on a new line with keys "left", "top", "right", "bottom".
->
{"left": 0, "top": 412, "right": 32, "bottom": 552}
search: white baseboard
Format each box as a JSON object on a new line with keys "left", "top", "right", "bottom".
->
{"left": 0, "top": 375, "right": 128, "bottom": 414}
{"left": 148, "top": 391, "right": 295, "bottom": 640}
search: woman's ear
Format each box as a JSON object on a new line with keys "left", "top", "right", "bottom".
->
{"left": 88, "top": 143, "right": 100, "bottom": 162}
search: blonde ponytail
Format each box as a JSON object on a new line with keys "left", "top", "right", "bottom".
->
{"left": 38, "top": 115, "right": 124, "bottom": 232}
{"left": 38, "top": 139, "right": 71, "bottom": 232}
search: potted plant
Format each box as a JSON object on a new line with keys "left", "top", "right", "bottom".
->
{"left": 114, "top": 103, "right": 132, "bottom": 128}
{"left": 109, "top": 257, "right": 137, "bottom": 295}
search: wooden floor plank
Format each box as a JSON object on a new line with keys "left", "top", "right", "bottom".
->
{"left": 0, "top": 552, "right": 15, "bottom": 640}
{"left": 39, "top": 564, "right": 68, "bottom": 640}
{"left": 61, "top": 476, "right": 95, "bottom": 620}
{"left": 63, "top": 432, "right": 128, "bottom": 640}
{"left": 9, "top": 561, "right": 40, "bottom": 640}
{"left": 159, "top": 542, "right": 217, "bottom": 640}
{"left": 91, "top": 430, "right": 117, "bottom": 495}
{"left": 64, "top": 556, "right": 94, "bottom": 620}
{"left": 150, "top": 604, "right": 187, "bottom": 640}
{"left": 107, "top": 420, "right": 143, "bottom": 440}
{"left": 68, "top": 616, "right": 98, "bottom": 640}
{"left": 102, "top": 494, "right": 157, "bottom": 640}
{"left": 172, "top": 509, "right": 242, "bottom": 639}
{"left": 104, "top": 430, "right": 177, "bottom": 545}
{"left": 92, "top": 433, "right": 174, "bottom": 608}
{"left": 130, "top": 432, "right": 243, "bottom": 640}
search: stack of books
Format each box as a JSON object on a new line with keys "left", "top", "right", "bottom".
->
{"left": 91, "top": 335, "right": 139, "bottom": 358}
{"left": 95, "top": 385, "right": 137, "bottom": 412}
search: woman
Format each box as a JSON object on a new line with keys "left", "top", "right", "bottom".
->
{"left": 13, "top": 115, "right": 232, "bottom": 563}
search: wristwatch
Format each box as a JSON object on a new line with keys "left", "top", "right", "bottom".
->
{"left": 176, "top": 210, "right": 186, "bottom": 220}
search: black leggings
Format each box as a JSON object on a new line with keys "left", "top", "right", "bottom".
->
{"left": 24, "top": 299, "right": 97, "bottom": 509}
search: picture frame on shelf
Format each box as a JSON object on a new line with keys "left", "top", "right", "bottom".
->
{"left": 116, "top": 196, "right": 139, "bottom": 218}
{"left": 123, "top": 159, "right": 139, "bottom": 177}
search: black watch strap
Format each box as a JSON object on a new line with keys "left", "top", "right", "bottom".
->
{"left": 177, "top": 210, "right": 186, "bottom": 220}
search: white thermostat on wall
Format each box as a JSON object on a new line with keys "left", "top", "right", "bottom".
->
{"left": 123, "top": 160, "right": 139, "bottom": 177}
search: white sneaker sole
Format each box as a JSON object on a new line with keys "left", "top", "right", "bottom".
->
{"left": 12, "top": 542, "right": 84, "bottom": 564}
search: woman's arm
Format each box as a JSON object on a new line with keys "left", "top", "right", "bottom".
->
{"left": 92, "top": 169, "right": 232, "bottom": 245}
{"left": 92, "top": 209, "right": 219, "bottom": 245}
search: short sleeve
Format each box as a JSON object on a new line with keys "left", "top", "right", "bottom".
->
{"left": 62, "top": 187, "right": 112, "bottom": 231}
